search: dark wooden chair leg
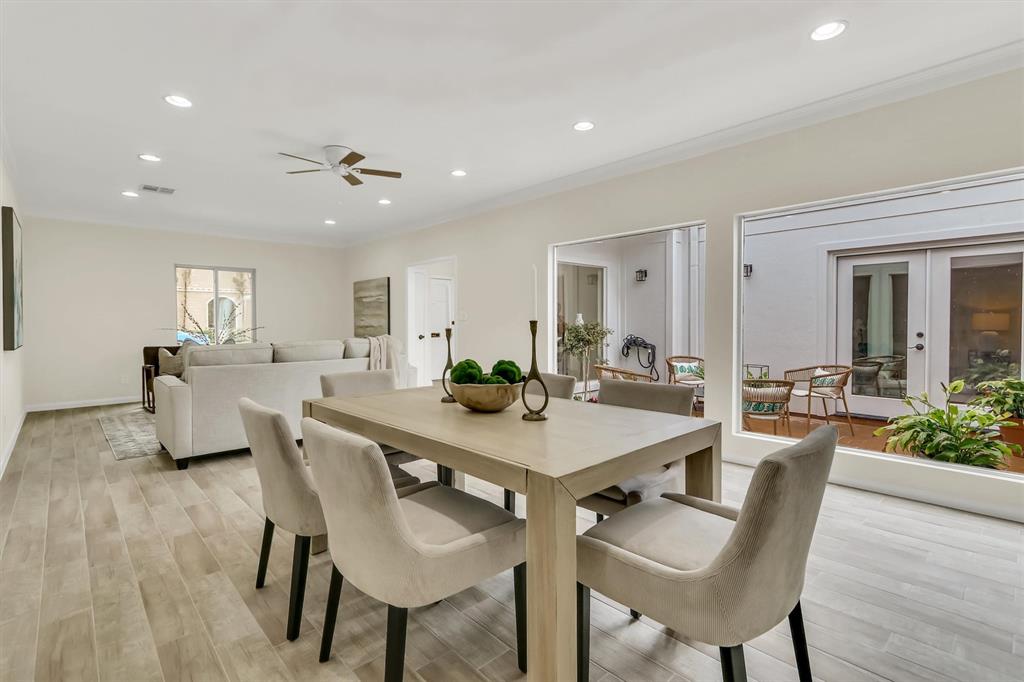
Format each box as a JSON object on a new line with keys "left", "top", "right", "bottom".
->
{"left": 175, "top": 458, "right": 190, "bottom": 470}
{"left": 286, "top": 535, "right": 311, "bottom": 641}
{"left": 788, "top": 601, "right": 812, "bottom": 682}
{"left": 319, "top": 565, "right": 344, "bottom": 662}
{"left": 437, "top": 464, "right": 454, "bottom": 486}
{"left": 720, "top": 644, "right": 747, "bottom": 682}
{"left": 503, "top": 489, "right": 516, "bottom": 513}
{"left": 629, "top": 609, "right": 641, "bottom": 620}
{"left": 513, "top": 563, "right": 527, "bottom": 672}
{"left": 577, "top": 582, "right": 590, "bottom": 682}
{"left": 384, "top": 605, "right": 408, "bottom": 682}
{"left": 255, "top": 518, "right": 274, "bottom": 588}
{"left": 595, "top": 513, "right": 604, "bottom": 523}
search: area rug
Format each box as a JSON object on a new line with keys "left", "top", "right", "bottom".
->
{"left": 99, "top": 408, "right": 165, "bottom": 461}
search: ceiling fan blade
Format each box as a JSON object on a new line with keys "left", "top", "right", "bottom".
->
{"left": 340, "top": 151, "right": 365, "bottom": 167}
{"left": 277, "top": 152, "right": 323, "bottom": 166}
{"left": 354, "top": 168, "right": 402, "bottom": 179}
{"left": 342, "top": 172, "right": 363, "bottom": 186}
{"left": 286, "top": 169, "right": 327, "bottom": 174}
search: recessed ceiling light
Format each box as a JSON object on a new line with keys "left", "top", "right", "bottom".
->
{"left": 324, "top": 219, "right": 336, "bottom": 225}
{"left": 378, "top": 198, "right": 391, "bottom": 205}
{"left": 138, "top": 153, "right": 161, "bottom": 162}
{"left": 121, "top": 190, "right": 139, "bottom": 198}
{"left": 573, "top": 121, "right": 595, "bottom": 132}
{"left": 450, "top": 169, "right": 467, "bottom": 177}
{"left": 811, "top": 20, "right": 847, "bottom": 41}
{"left": 163, "top": 94, "right": 192, "bottom": 108}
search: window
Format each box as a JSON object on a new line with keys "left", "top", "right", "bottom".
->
{"left": 175, "top": 266, "right": 256, "bottom": 344}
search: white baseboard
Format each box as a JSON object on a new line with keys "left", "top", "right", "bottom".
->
{"left": 26, "top": 395, "right": 137, "bottom": 412}
{"left": 0, "top": 410, "right": 26, "bottom": 480}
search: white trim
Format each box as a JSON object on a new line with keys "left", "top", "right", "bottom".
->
{"left": 0, "top": 409, "right": 26, "bottom": 480}
{"left": 26, "top": 396, "right": 137, "bottom": 413}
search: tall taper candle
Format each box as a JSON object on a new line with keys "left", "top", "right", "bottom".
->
{"left": 532, "top": 264, "right": 538, "bottom": 321}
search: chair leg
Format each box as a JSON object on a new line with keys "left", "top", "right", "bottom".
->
{"left": 175, "top": 457, "right": 190, "bottom": 470}
{"left": 286, "top": 535, "right": 311, "bottom": 641}
{"left": 805, "top": 394, "right": 812, "bottom": 433}
{"left": 720, "top": 644, "right": 747, "bottom": 682}
{"left": 841, "top": 393, "right": 856, "bottom": 437}
{"left": 788, "top": 601, "right": 812, "bottom": 682}
{"left": 629, "top": 609, "right": 641, "bottom": 620}
{"left": 319, "top": 565, "right": 344, "bottom": 662}
{"left": 385, "top": 605, "right": 408, "bottom": 682}
{"left": 504, "top": 489, "right": 516, "bottom": 514}
{"left": 595, "top": 513, "right": 604, "bottom": 523}
{"left": 577, "top": 583, "right": 591, "bottom": 682}
{"left": 513, "top": 563, "right": 527, "bottom": 673}
{"left": 772, "top": 419, "right": 778, "bottom": 436}
{"left": 255, "top": 518, "right": 274, "bottom": 589}
{"left": 437, "top": 464, "right": 453, "bottom": 486}
{"left": 820, "top": 397, "right": 830, "bottom": 424}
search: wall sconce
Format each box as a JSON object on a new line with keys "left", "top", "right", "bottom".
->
{"left": 635, "top": 269, "right": 647, "bottom": 282}
{"left": 743, "top": 264, "right": 753, "bottom": 278}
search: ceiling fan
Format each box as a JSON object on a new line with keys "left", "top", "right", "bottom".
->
{"left": 278, "top": 145, "right": 402, "bottom": 186}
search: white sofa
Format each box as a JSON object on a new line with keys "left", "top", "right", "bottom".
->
{"left": 155, "top": 339, "right": 408, "bottom": 469}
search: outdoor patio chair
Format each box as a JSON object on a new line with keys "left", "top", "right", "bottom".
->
{"left": 784, "top": 364, "right": 855, "bottom": 436}
{"left": 742, "top": 379, "right": 795, "bottom": 436}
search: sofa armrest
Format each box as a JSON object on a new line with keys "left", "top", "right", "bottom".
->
{"left": 155, "top": 375, "right": 192, "bottom": 460}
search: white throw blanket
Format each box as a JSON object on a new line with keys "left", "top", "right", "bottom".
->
{"left": 367, "top": 335, "right": 401, "bottom": 378}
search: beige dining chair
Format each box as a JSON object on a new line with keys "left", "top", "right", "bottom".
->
{"left": 504, "top": 372, "right": 577, "bottom": 513}
{"left": 784, "top": 365, "right": 855, "bottom": 436}
{"left": 239, "top": 398, "right": 329, "bottom": 642}
{"left": 302, "top": 418, "right": 528, "bottom": 680}
{"left": 576, "top": 426, "right": 838, "bottom": 682}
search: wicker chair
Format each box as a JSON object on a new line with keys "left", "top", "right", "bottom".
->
{"left": 784, "top": 365, "right": 854, "bottom": 436}
{"left": 593, "top": 364, "right": 654, "bottom": 383}
{"left": 666, "top": 355, "right": 705, "bottom": 388}
{"left": 851, "top": 360, "right": 884, "bottom": 396}
{"left": 742, "top": 379, "right": 795, "bottom": 436}
{"left": 864, "top": 354, "right": 907, "bottom": 398}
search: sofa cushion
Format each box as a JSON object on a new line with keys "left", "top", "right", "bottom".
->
{"left": 158, "top": 348, "right": 184, "bottom": 376}
{"left": 273, "top": 340, "right": 344, "bottom": 363}
{"left": 184, "top": 342, "right": 273, "bottom": 374}
{"left": 343, "top": 337, "right": 371, "bottom": 358}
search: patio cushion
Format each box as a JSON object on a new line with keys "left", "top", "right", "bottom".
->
{"left": 743, "top": 400, "right": 784, "bottom": 414}
{"left": 673, "top": 362, "right": 702, "bottom": 379}
{"left": 811, "top": 368, "right": 839, "bottom": 386}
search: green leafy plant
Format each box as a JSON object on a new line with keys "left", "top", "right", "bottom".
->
{"left": 562, "top": 321, "right": 613, "bottom": 399}
{"left": 873, "top": 380, "right": 1020, "bottom": 469}
{"left": 491, "top": 360, "right": 523, "bottom": 384}
{"left": 961, "top": 354, "right": 1021, "bottom": 388}
{"left": 972, "top": 377, "right": 1024, "bottom": 419}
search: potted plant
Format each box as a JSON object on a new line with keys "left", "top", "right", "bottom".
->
{"left": 972, "top": 377, "right": 1024, "bottom": 450}
{"left": 448, "top": 359, "right": 523, "bottom": 412}
{"left": 873, "top": 380, "right": 1020, "bottom": 469}
{"left": 562, "top": 321, "right": 612, "bottom": 400}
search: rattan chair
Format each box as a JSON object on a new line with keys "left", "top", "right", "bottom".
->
{"left": 666, "top": 355, "right": 705, "bottom": 388}
{"left": 741, "top": 379, "right": 795, "bottom": 436}
{"left": 594, "top": 364, "right": 655, "bottom": 383}
{"left": 784, "top": 364, "right": 854, "bottom": 436}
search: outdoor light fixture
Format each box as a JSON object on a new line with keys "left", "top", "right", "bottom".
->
{"left": 635, "top": 269, "right": 647, "bottom": 282}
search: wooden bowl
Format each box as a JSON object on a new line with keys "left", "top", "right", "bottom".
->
{"left": 450, "top": 382, "right": 521, "bottom": 413}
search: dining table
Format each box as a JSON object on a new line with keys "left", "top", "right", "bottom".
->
{"left": 303, "top": 385, "right": 722, "bottom": 681}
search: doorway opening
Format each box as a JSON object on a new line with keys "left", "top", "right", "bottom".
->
{"left": 406, "top": 257, "right": 457, "bottom": 387}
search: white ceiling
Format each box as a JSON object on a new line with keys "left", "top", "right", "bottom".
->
{"left": 2, "top": 1, "right": 1022, "bottom": 247}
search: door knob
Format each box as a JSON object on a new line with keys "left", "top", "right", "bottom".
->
{"left": 908, "top": 343, "right": 924, "bottom": 351}
{"left": 418, "top": 334, "right": 425, "bottom": 340}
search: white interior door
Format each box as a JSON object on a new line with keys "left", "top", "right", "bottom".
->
{"left": 929, "top": 242, "right": 1024, "bottom": 403}
{"left": 427, "top": 277, "right": 453, "bottom": 381}
{"left": 408, "top": 269, "right": 430, "bottom": 386}
{"left": 837, "top": 251, "right": 927, "bottom": 417}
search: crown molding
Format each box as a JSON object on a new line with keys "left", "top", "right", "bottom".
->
{"left": 346, "top": 41, "right": 1024, "bottom": 248}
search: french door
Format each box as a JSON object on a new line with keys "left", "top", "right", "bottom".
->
{"left": 837, "top": 242, "right": 1023, "bottom": 418}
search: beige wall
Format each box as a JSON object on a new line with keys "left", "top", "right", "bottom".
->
{"left": 23, "top": 218, "right": 347, "bottom": 408}
{"left": 0, "top": 154, "right": 26, "bottom": 472}
{"left": 338, "top": 70, "right": 1024, "bottom": 518}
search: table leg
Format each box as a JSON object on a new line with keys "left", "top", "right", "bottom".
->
{"left": 685, "top": 428, "right": 722, "bottom": 502}
{"left": 526, "top": 471, "right": 577, "bottom": 681}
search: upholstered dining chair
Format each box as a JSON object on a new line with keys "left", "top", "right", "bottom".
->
{"left": 576, "top": 426, "right": 838, "bottom": 682}
{"left": 784, "top": 365, "right": 855, "bottom": 436}
{"left": 302, "top": 418, "right": 528, "bottom": 681}
{"left": 503, "top": 372, "right": 578, "bottom": 513}
{"left": 238, "top": 398, "right": 328, "bottom": 642}
{"left": 741, "top": 379, "right": 795, "bottom": 436}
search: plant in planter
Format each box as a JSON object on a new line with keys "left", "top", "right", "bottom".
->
{"left": 972, "top": 377, "right": 1024, "bottom": 451}
{"left": 873, "top": 380, "right": 1020, "bottom": 469}
{"left": 562, "top": 321, "right": 613, "bottom": 400}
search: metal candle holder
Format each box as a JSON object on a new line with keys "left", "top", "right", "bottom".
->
{"left": 521, "top": 320, "right": 549, "bottom": 421}
{"left": 440, "top": 327, "right": 456, "bottom": 403}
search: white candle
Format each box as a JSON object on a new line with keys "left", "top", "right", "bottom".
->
{"left": 532, "top": 265, "right": 538, "bottom": 321}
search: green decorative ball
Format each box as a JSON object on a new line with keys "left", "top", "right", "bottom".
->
{"left": 481, "top": 374, "right": 509, "bottom": 385}
{"left": 451, "top": 359, "right": 483, "bottom": 385}
{"left": 491, "top": 359, "right": 523, "bottom": 384}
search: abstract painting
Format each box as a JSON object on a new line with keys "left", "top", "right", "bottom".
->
{"left": 353, "top": 276, "right": 390, "bottom": 337}
{"left": 2, "top": 206, "right": 23, "bottom": 350}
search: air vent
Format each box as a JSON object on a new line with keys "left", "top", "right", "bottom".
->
{"left": 139, "top": 184, "right": 176, "bottom": 195}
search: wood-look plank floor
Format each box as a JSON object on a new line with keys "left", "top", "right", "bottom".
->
{"left": 1, "top": 404, "right": 1022, "bottom": 682}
